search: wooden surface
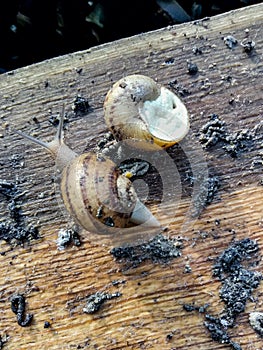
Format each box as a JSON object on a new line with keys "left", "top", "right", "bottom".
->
{"left": 0, "top": 3, "right": 263, "bottom": 349}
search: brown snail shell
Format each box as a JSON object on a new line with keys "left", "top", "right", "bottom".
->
{"left": 104, "top": 74, "right": 190, "bottom": 149}
{"left": 60, "top": 152, "right": 137, "bottom": 230}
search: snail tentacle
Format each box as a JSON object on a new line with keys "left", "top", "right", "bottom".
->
{"left": 15, "top": 109, "right": 77, "bottom": 172}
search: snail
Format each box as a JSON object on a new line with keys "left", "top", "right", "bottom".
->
{"left": 15, "top": 111, "right": 160, "bottom": 236}
{"left": 104, "top": 74, "right": 189, "bottom": 150}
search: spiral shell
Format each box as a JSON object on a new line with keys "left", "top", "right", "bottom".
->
{"left": 104, "top": 74, "right": 189, "bottom": 149}
{"left": 60, "top": 152, "right": 137, "bottom": 231}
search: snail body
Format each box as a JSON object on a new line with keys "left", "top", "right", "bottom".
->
{"left": 15, "top": 111, "right": 160, "bottom": 235}
{"left": 104, "top": 75, "right": 189, "bottom": 150}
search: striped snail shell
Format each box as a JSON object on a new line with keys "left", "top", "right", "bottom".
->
{"left": 60, "top": 152, "right": 137, "bottom": 230}
{"left": 104, "top": 74, "right": 189, "bottom": 150}
{"left": 15, "top": 113, "right": 160, "bottom": 234}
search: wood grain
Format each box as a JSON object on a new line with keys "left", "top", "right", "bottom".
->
{"left": 0, "top": 3, "right": 263, "bottom": 349}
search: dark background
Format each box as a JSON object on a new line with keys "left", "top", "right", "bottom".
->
{"left": 0, "top": 0, "right": 262, "bottom": 73}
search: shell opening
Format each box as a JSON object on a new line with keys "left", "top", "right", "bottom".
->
{"left": 139, "top": 87, "right": 189, "bottom": 143}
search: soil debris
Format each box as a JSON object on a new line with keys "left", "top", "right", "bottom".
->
{"left": 199, "top": 114, "right": 227, "bottom": 148}
{"left": 198, "top": 174, "right": 220, "bottom": 206}
{"left": 204, "top": 314, "right": 241, "bottom": 350}
{"left": 168, "top": 79, "right": 190, "bottom": 97}
{"left": 185, "top": 238, "right": 262, "bottom": 349}
{"left": 223, "top": 35, "right": 238, "bottom": 49}
{"left": 44, "top": 321, "right": 51, "bottom": 329}
{"left": 0, "top": 180, "right": 18, "bottom": 199}
{"left": 110, "top": 233, "right": 183, "bottom": 269}
{"left": 0, "top": 334, "right": 8, "bottom": 349}
{"left": 8, "top": 154, "right": 24, "bottom": 169}
{"left": 192, "top": 46, "right": 203, "bottom": 55}
{"left": 188, "top": 172, "right": 221, "bottom": 217}
{"left": 187, "top": 61, "right": 198, "bottom": 75}
{"left": 199, "top": 114, "right": 254, "bottom": 157}
{"left": 56, "top": 227, "right": 81, "bottom": 250}
{"left": 205, "top": 238, "right": 262, "bottom": 348}
{"left": 218, "top": 267, "right": 261, "bottom": 325}
{"left": 241, "top": 39, "right": 256, "bottom": 53}
{"left": 213, "top": 238, "right": 259, "bottom": 279}
{"left": 10, "top": 294, "right": 33, "bottom": 327}
{"left": 97, "top": 132, "right": 115, "bottom": 151}
{"left": 0, "top": 180, "right": 39, "bottom": 245}
{"left": 164, "top": 57, "right": 175, "bottom": 65}
{"left": 83, "top": 291, "right": 121, "bottom": 314}
{"left": 223, "top": 130, "right": 253, "bottom": 158}
{"left": 0, "top": 222, "right": 38, "bottom": 245}
{"left": 48, "top": 112, "right": 69, "bottom": 127}
{"left": 72, "top": 95, "right": 91, "bottom": 116}
{"left": 183, "top": 303, "right": 209, "bottom": 313}
{"left": 249, "top": 311, "right": 263, "bottom": 337}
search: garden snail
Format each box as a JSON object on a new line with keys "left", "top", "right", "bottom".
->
{"left": 15, "top": 111, "right": 160, "bottom": 236}
{"left": 104, "top": 74, "right": 189, "bottom": 150}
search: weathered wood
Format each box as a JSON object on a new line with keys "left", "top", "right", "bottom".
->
{"left": 0, "top": 3, "right": 262, "bottom": 349}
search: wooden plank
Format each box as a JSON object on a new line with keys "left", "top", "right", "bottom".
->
{"left": 0, "top": 3, "right": 262, "bottom": 349}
